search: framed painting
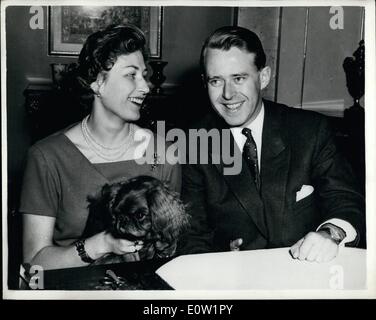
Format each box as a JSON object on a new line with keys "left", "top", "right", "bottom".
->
{"left": 48, "top": 6, "right": 163, "bottom": 58}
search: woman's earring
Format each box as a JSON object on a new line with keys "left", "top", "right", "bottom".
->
{"left": 91, "top": 81, "right": 101, "bottom": 98}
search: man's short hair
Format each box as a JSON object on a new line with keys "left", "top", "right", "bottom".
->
{"left": 200, "top": 26, "right": 266, "bottom": 74}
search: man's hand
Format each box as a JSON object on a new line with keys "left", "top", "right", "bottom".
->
{"left": 290, "top": 231, "right": 339, "bottom": 263}
{"left": 230, "top": 238, "right": 243, "bottom": 251}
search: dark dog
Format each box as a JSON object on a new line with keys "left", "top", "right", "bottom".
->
{"left": 82, "top": 176, "right": 189, "bottom": 265}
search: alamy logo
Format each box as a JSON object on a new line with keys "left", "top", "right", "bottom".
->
{"left": 133, "top": 122, "right": 243, "bottom": 175}
{"left": 329, "top": 265, "right": 344, "bottom": 289}
{"left": 329, "top": 7, "right": 344, "bottom": 30}
{"left": 29, "top": 6, "right": 44, "bottom": 30}
{"left": 28, "top": 265, "right": 44, "bottom": 289}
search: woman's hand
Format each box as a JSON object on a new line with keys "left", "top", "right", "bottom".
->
{"left": 23, "top": 214, "right": 144, "bottom": 269}
{"left": 85, "top": 231, "right": 144, "bottom": 260}
{"left": 104, "top": 232, "right": 144, "bottom": 255}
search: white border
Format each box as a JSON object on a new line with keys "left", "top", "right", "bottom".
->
{"left": 2, "top": 0, "right": 376, "bottom": 300}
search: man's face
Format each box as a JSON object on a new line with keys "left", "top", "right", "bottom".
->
{"left": 204, "top": 47, "right": 270, "bottom": 127}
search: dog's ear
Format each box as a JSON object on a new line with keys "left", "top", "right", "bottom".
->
{"left": 148, "top": 182, "right": 190, "bottom": 245}
{"left": 84, "top": 183, "right": 123, "bottom": 237}
{"left": 88, "top": 183, "right": 119, "bottom": 213}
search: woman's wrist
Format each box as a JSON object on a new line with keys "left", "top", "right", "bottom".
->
{"left": 84, "top": 231, "right": 112, "bottom": 260}
{"left": 73, "top": 239, "right": 95, "bottom": 263}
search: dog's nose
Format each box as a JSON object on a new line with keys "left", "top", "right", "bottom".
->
{"left": 155, "top": 240, "right": 169, "bottom": 250}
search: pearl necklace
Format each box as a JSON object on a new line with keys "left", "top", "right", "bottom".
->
{"left": 81, "top": 115, "right": 135, "bottom": 161}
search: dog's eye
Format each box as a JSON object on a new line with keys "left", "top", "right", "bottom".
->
{"left": 135, "top": 210, "right": 146, "bottom": 220}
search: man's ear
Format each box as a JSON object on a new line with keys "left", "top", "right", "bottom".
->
{"left": 259, "top": 66, "right": 271, "bottom": 90}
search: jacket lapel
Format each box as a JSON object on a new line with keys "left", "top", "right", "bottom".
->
{"left": 211, "top": 100, "right": 291, "bottom": 240}
{"left": 260, "top": 100, "right": 290, "bottom": 239}
{"left": 212, "top": 121, "right": 268, "bottom": 238}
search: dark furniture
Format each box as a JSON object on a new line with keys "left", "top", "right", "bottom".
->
{"left": 21, "top": 258, "right": 173, "bottom": 290}
{"left": 23, "top": 83, "right": 87, "bottom": 143}
{"left": 23, "top": 83, "right": 183, "bottom": 143}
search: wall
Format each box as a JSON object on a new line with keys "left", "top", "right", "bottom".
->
{"left": 6, "top": 5, "right": 233, "bottom": 181}
{"left": 163, "top": 6, "right": 233, "bottom": 85}
{"left": 235, "top": 6, "right": 363, "bottom": 115}
{"left": 277, "top": 6, "right": 364, "bottom": 115}
{"left": 237, "top": 7, "right": 281, "bottom": 101}
{"left": 7, "top": 6, "right": 80, "bottom": 183}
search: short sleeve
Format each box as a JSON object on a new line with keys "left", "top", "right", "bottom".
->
{"left": 19, "top": 146, "right": 60, "bottom": 217}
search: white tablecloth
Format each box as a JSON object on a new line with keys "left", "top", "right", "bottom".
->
{"left": 156, "top": 247, "right": 366, "bottom": 290}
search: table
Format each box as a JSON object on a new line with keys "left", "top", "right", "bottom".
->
{"left": 156, "top": 247, "right": 366, "bottom": 290}
{"left": 20, "top": 247, "right": 366, "bottom": 290}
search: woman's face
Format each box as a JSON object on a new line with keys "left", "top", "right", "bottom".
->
{"left": 95, "top": 51, "right": 150, "bottom": 122}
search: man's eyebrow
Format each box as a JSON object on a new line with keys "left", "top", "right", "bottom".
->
{"left": 207, "top": 73, "right": 249, "bottom": 79}
{"left": 232, "top": 72, "right": 249, "bottom": 77}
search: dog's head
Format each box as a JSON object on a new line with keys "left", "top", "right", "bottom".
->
{"left": 86, "top": 176, "right": 189, "bottom": 256}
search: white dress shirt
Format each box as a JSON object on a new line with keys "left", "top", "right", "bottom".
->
{"left": 230, "top": 103, "right": 264, "bottom": 169}
{"left": 229, "top": 103, "right": 356, "bottom": 245}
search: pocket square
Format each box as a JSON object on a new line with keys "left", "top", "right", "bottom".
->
{"left": 296, "top": 185, "right": 314, "bottom": 202}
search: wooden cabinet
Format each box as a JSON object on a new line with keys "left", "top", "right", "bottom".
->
{"left": 23, "top": 83, "right": 183, "bottom": 142}
{"left": 24, "top": 84, "right": 87, "bottom": 143}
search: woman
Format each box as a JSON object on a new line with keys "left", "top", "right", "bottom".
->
{"left": 20, "top": 25, "right": 181, "bottom": 270}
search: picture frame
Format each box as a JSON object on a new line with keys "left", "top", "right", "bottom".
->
{"left": 48, "top": 6, "right": 163, "bottom": 58}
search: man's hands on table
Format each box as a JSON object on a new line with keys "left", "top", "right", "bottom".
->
{"left": 290, "top": 231, "right": 339, "bottom": 263}
{"left": 230, "top": 238, "right": 243, "bottom": 251}
{"left": 230, "top": 231, "right": 340, "bottom": 263}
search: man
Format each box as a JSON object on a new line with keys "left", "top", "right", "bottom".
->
{"left": 178, "top": 26, "right": 365, "bottom": 263}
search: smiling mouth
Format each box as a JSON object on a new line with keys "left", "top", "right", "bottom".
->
{"left": 128, "top": 97, "right": 145, "bottom": 107}
{"left": 223, "top": 101, "right": 244, "bottom": 113}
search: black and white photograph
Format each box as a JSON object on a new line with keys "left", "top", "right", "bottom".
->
{"left": 2, "top": 0, "right": 375, "bottom": 301}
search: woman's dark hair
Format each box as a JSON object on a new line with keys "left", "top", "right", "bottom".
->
{"left": 77, "top": 24, "right": 147, "bottom": 90}
{"left": 200, "top": 26, "right": 266, "bottom": 74}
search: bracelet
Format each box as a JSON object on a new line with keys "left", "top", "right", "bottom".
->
{"left": 74, "top": 239, "right": 95, "bottom": 263}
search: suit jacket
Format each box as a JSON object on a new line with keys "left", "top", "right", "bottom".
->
{"left": 178, "top": 100, "right": 365, "bottom": 254}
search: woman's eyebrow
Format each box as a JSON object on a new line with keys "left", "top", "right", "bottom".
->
{"left": 122, "top": 65, "right": 148, "bottom": 73}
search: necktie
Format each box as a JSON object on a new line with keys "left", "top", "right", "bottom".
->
{"left": 242, "top": 128, "right": 261, "bottom": 191}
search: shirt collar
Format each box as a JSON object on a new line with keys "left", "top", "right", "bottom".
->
{"left": 230, "top": 102, "right": 264, "bottom": 140}
{"left": 247, "top": 102, "right": 264, "bottom": 132}
{"left": 230, "top": 102, "right": 265, "bottom": 163}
